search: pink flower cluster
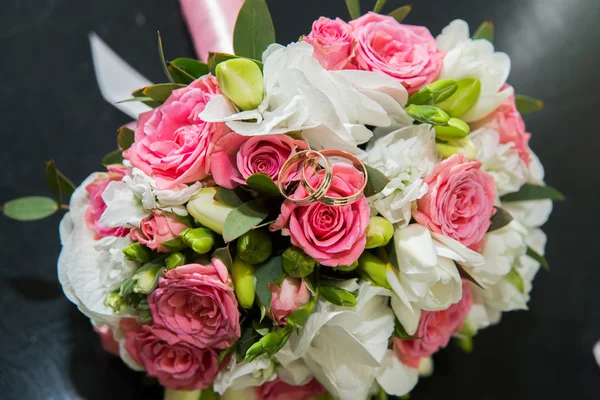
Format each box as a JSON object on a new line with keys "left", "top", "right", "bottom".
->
{"left": 304, "top": 12, "right": 444, "bottom": 93}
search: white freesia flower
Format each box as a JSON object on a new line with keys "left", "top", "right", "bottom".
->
{"left": 200, "top": 42, "right": 409, "bottom": 152}
{"left": 99, "top": 180, "right": 148, "bottom": 229}
{"left": 471, "top": 127, "right": 528, "bottom": 196}
{"left": 375, "top": 350, "right": 419, "bottom": 397}
{"left": 94, "top": 236, "right": 138, "bottom": 291}
{"left": 436, "top": 19, "right": 512, "bottom": 122}
{"left": 214, "top": 355, "right": 276, "bottom": 395}
{"left": 594, "top": 342, "right": 600, "bottom": 368}
{"left": 276, "top": 281, "right": 394, "bottom": 400}
{"left": 58, "top": 174, "right": 134, "bottom": 326}
{"left": 123, "top": 163, "right": 202, "bottom": 212}
{"left": 363, "top": 125, "right": 437, "bottom": 226}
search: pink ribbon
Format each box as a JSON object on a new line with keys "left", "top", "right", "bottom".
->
{"left": 179, "top": 0, "right": 244, "bottom": 61}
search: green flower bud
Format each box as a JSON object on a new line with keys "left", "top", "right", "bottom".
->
{"left": 334, "top": 261, "right": 358, "bottom": 272}
{"left": 357, "top": 252, "right": 390, "bottom": 289}
{"left": 407, "top": 79, "right": 458, "bottom": 105}
{"left": 434, "top": 117, "right": 471, "bottom": 140}
{"left": 245, "top": 327, "right": 293, "bottom": 362}
{"left": 138, "top": 309, "right": 152, "bottom": 324}
{"left": 216, "top": 58, "right": 264, "bottom": 111}
{"left": 282, "top": 246, "right": 316, "bottom": 278}
{"left": 237, "top": 230, "right": 272, "bottom": 265}
{"left": 180, "top": 227, "right": 215, "bottom": 255}
{"left": 436, "top": 137, "right": 476, "bottom": 160}
{"left": 165, "top": 252, "right": 186, "bottom": 270}
{"left": 163, "top": 389, "right": 202, "bottom": 400}
{"left": 132, "top": 264, "right": 163, "bottom": 294}
{"left": 365, "top": 216, "right": 394, "bottom": 249}
{"left": 232, "top": 256, "right": 255, "bottom": 309}
{"left": 436, "top": 78, "right": 481, "bottom": 118}
{"left": 318, "top": 284, "right": 357, "bottom": 307}
{"left": 104, "top": 291, "right": 128, "bottom": 313}
{"left": 160, "top": 237, "right": 188, "bottom": 252}
{"left": 186, "top": 187, "right": 235, "bottom": 235}
{"left": 405, "top": 104, "right": 450, "bottom": 125}
{"left": 122, "top": 242, "right": 152, "bottom": 263}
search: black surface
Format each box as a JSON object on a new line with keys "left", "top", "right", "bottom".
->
{"left": 1, "top": 0, "right": 599, "bottom": 399}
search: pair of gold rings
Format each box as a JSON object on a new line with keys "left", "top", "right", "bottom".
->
{"left": 277, "top": 149, "right": 367, "bottom": 206}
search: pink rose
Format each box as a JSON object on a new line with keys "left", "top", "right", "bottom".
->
{"left": 269, "top": 277, "right": 310, "bottom": 325}
{"left": 93, "top": 324, "right": 120, "bottom": 356}
{"left": 122, "top": 319, "right": 219, "bottom": 390}
{"left": 303, "top": 17, "right": 354, "bottom": 70}
{"left": 210, "top": 132, "right": 307, "bottom": 189}
{"left": 123, "top": 75, "right": 229, "bottom": 189}
{"left": 257, "top": 378, "right": 325, "bottom": 400}
{"left": 271, "top": 163, "right": 370, "bottom": 267}
{"left": 148, "top": 260, "right": 241, "bottom": 349}
{"left": 395, "top": 281, "right": 473, "bottom": 360}
{"left": 129, "top": 210, "right": 188, "bottom": 253}
{"left": 85, "top": 166, "right": 129, "bottom": 239}
{"left": 413, "top": 154, "right": 496, "bottom": 250}
{"left": 350, "top": 12, "right": 444, "bottom": 93}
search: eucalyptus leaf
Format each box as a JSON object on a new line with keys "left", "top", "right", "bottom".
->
{"left": 130, "top": 89, "right": 161, "bottom": 108}
{"left": 472, "top": 21, "right": 494, "bottom": 43}
{"left": 117, "top": 126, "right": 135, "bottom": 150}
{"left": 515, "top": 95, "right": 544, "bottom": 115}
{"left": 345, "top": 0, "right": 361, "bottom": 19}
{"left": 233, "top": 0, "right": 276, "bottom": 60}
{"left": 318, "top": 284, "right": 357, "bottom": 307}
{"left": 364, "top": 164, "right": 390, "bottom": 197}
{"left": 208, "top": 52, "right": 263, "bottom": 75}
{"left": 388, "top": 5, "right": 412, "bottom": 23}
{"left": 3, "top": 196, "right": 58, "bottom": 221}
{"left": 373, "top": 0, "right": 387, "bottom": 13}
{"left": 157, "top": 32, "right": 174, "bottom": 83}
{"left": 168, "top": 57, "right": 209, "bottom": 84}
{"left": 212, "top": 245, "right": 234, "bottom": 272}
{"left": 246, "top": 173, "right": 281, "bottom": 197}
{"left": 142, "top": 83, "right": 186, "bottom": 103}
{"left": 57, "top": 169, "right": 76, "bottom": 198}
{"left": 236, "top": 325, "right": 260, "bottom": 360}
{"left": 254, "top": 256, "right": 284, "bottom": 313}
{"left": 215, "top": 187, "right": 245, "bottom": 208}
{"left": 45, "top": 160, "right": 62, "bottom": 206}
{"left": 223, "top": 200, "right": 268, "bottom": 242}
{"left": 526, "top": 246, "right": 549, "bottom": 271}
{"left": 102, "top": 149, "right": 124, "bottom": 166}
{"left": 500, "top": 183, "right": 564, "bottom": 202}
{"left": 488, "top": 206, "right": 513, "bottom": 232}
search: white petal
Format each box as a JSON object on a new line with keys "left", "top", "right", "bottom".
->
{"left": 99, "top": 181, "right": 148, "bottom": 229}
{"left": 395, "top": 224, "right": 438, "bottom": 267}
{"left": 376, "top": 350, "right": 419, "bottom": 397}
{"left": 594, "top": 341, "right": 600, "bottom": 367}
{"left": 431, "top": 232, "right": 484, "bottom": 267}
{"left": 462, "top": 83, "right": 513, "bottom": 123}
{"left": 391, "top": 295, "right": 421, "bottom": 335}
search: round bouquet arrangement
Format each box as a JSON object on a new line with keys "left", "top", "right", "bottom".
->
{"left": 3, "top": 0, "right": 563, "bottom": 399}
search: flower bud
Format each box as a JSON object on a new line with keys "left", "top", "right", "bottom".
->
{"left": 318, "top": 284, "right": 357, "bottom": 307}
{"left": 244, "top": 327, "right": 293, "bottom": 362}
{"left": 237, "top": 230, "right": 272, "bottom": 265}
{"left": 334, "top": 261, "right": 358, "bottom": 272}
{"left": 179, "top": 227, "right": 215, "bottom": 255}
{"left": 186, "top": 187, "right": 235, "bottom": 235}
{"left": 282, "top": 246, "right": 316, "bottom": 278}
{"left": 436, "top": 137, "right": 476, "bottom": 160}
{"left": 436, "top": 78, "right": 481, "bottom": 118}
{"left": 216, "top": 58, "right": 264, "bottom": 111}
{"left": 408, "top": 79, "right": 458, "bottom": 105}
{"left": 132, "top": 264, "right": 163, "bottom": 294}
{"left": 232, "top": 256, "right": 255, "bottom": 309}
{"left": 122, "top": 242, "right": 152, "bottom": 263}
{"left": 104, "top": 291, "right": 128, "bottom": 313}
{"left": 405, "top": 104, "right": 450, "bottom": 126}
{"left": 357, "top": 252, "right": 390, "bottom": 289}
{"left": 365, "top": 216, "right": 394, "bottom": 249}
{"left": 419, "top": 357, "right": 434, "bottom": 377}
{"left": 163, "top": 389, "right": 203, "bottom": 400}
{"left": 165, "top": 252, "right": 186, "bottom": 270}
{"left": 434, "top": 117, "right": 471, "bottom": 140}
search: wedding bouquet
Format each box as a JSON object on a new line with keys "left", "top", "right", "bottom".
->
{"left": 3, "top": 0, "right": 563, "bottom": 399}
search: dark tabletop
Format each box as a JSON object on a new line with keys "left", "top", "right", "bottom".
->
{"left": 1, "top": 0, "right": 599, "bottom": 399}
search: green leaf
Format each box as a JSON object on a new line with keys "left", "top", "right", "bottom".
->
{"left": 246, "top": 173, "right": 281, "bottom": 197}
{"left": 157, "top": 32, "right": 174, "bottom": 83}
{"left": 488, "top": 206, "right": 513, "bottom": 232}
{"left": 472, "top": 20, "right": 494, "bottom": 43}
{"left": 212, "top": 245, "right": 234, "bottom": 272}
{"left": 505, "top": 268, "right": 525, "bottom": 293}
{"left": 223, "top": 199, "right": 268, "bottom": 242}
{"left": 168, "top": 57, "right": 209, "bottom": 84}
{"left": 215, "top": 187, "right": 246, "bottom": 207}
{"left": 373, "top": 0, "right": 387, "bottom": 13}
{"left": 345, "top": 0, "right": 361, "bottom": 19}
{"left": 318, "top": 284, "right": 357, "bottom": 307}
{"left": 455, "top": 336, "right": 473, "bottom": 353}
{"left": 233, "top": 0, "right": 276, "bottom": 60}
{"left": 252, "top": 319, "right": 271, "bottom": 336}
{"left": 102, "top": 149, "right": 124, "bottom": 166}
{"left": 364, "top": 164, "right": 390, "bottom": 197}
{"left": 57, "top": 170, "right": 76, "bottom": 198}
{"left": 254, "top": 256, "right": 284, "bottom": 312}
{"left": 117, "top": 126, "right": 135, "bottom": 150}
{"left": 207, "top": 52, "right": 263, "bottom": 75}
{"left": 245, "top": 326, "right": 293, "bottom": 362}
{"left": 218, "top": 345, "right": 236, "bottom": 365}
{"left": 515, "top": 95, "right": 544, "bottom": 115}
{"left": 236, "top": 326, "right": 260, "bottom": 360}
{"left": 500, "top": 183, "right": 565, "bottom": 202}
{"left": 130, "top": 89, "right": 161, "bottom": 108}
{"left": 287, "top": 293, "right": 318, "bottom": 328}
{"left": 456, "top": 263, "right": 484, "bottom": 289}
{"left": 141, "top": 83, "right": 186, "bottom": 103}
{"left": 3, "top": 196, "right": 58, "bottom": 221}
{"left": 160, "top": 237, "right": 188, "bottom": 252}
{"left": 526, "top": 246, "right": 549, "bottom": 271}
{"left": 45, "top": 160, "right": 62, "bottom": 206}
{"left": 389, "top": 5, "right": 412, "bottom": 23}
{"left": 394, "top": 318, "right": 419, "bottom": 340}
